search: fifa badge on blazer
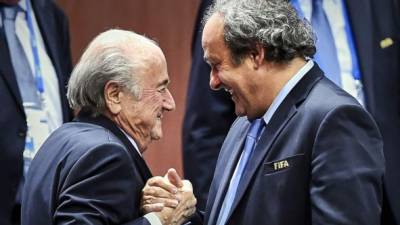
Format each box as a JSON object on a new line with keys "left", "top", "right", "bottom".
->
{"left": 274, "top": 160, "right": 290, "bottom": 171}
{"left": 380, "top": 37, "right": 393, "bottom": 49}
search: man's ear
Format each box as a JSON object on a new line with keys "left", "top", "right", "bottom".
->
{"left": 249, "top": 43, "right": 265, "bottom": 69}
{"left": 104, "top": 81, "right": 122, "bottom": 115}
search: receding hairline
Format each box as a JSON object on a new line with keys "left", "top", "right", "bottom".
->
{"left": 66, "top": 28, "right": 167, "bottom": 113}
{"left": 84, "top": 29, "right": 167, "bottom": 83}
{"left": 83, "top": 29, "right": 161, "bottom": 62}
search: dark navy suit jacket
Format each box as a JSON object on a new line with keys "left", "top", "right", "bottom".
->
{"left": 183, "top": 0, "right": 400, "bottom": 222}
{"left": 190, "top": 64, "right": 385, "bottom": 225}
{"left": 0, "top": 1, "right": 72, "bottom": 224}
{"left": 21, "top": 112, "right": 152, "bottom": 225}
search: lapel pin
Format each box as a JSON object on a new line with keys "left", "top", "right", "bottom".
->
{"left": 380, "top": 37, "right": 394, "bottom": 49}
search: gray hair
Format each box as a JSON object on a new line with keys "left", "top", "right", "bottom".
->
{"left": 204, "top": 0, "right": 316, "bottom": 65}
{"left": 67, "top": 29, "right": 158, "bottom": 115}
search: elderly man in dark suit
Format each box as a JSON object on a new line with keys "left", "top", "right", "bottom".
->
{"left": 21, "top": 29, "right": 196, "bottom": 225}
{"left": 0, "top": 0, "right": 72, "bottom": 224}
{"left": 150, "top": 0, "right": 385, "bottom": 224}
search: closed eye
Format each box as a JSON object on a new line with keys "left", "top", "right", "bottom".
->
{"left": 158, "top": 87, "right": 167, "bottom": 94}
{"left": 210, "top": 63, "right": 221, "bottom": 73}
{"left": 204, "top": 57, "right": 220, "bottom": 70}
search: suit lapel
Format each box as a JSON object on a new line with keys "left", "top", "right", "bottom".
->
{"left": 344, "top": 0, "right": 375, "bottom": 113}
{"left": 227, "top": 101, "right": 298, "bottom": 221}
{"left": 75, "top": 111, "right": 153, "bottom": 182}
{"left": 207, "top": 122, "right": 248, "bottom": 225}
{"left": 0, "top": 19, "right": 24, "bottom": 113}
{"left": 225, "top": 64, "right": 324, "bottom": 223}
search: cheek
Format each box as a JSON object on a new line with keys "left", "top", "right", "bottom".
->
{"left": 153, "top": 119, "right": 162, "bottom": 131}
{"left": 142, "top": 93, "right": 163, "bottom": 114}
{"left": 219, "top": 69, "right": 239, "bottom": 87}
{"left": 150, "top": 113, "right": 163, "bottom": 140}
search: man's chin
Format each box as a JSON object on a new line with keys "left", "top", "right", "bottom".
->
{"left": 234, "top": 106, "right": 246, "bottom": 117}
{"left": 151, "top": 135, "right": 162, "bottom": 140}
{"left": 150, "top": 129, "right": 162, "bottom": 140}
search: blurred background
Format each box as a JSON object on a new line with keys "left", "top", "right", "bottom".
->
{"left": 56, "top": 0, "right": 201, "bottom": 176}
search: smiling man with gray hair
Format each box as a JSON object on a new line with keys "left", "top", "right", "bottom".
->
{"left": 143, "top": 0, "right": 385, "bottom": 224}
{"left": 21, "top": 29, "right": 196, "bottom": 225}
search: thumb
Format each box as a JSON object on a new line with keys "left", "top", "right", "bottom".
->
{"left": 166, "top": 168, "right": 183, "bottom": 188}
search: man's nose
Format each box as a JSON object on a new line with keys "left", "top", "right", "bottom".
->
{"left": 163, "top": 89, "right": 176, "bottom": 111}
{"left": 209, "top": 71, "right": 222, "bottom": 90}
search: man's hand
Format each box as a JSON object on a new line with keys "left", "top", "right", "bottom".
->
{"left": 141, "top": 170, "right": 181, "bottom": 213}
{"left": 141, "top": 168, "right": 197, "bottom": 224}
{"left": 169, "top": 180, "right": 197, "bottom": 225}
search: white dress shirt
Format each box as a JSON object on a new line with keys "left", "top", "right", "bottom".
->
{"left": 298, "top": 0, "right": 364, "bottom": 105}
{"left": 17, "top": 0, "right": 63, "bottom": 131}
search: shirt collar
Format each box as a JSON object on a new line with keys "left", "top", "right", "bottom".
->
{"left": 0, "top": 0, "right": 27, "bottom": 27}
{"left": 262, "top": 60, "right": 314, "bottom": 125}
{"left": 18, "top": 0, "right": 27, "bottom": 12}
{"left": 296, "top": 0, "right": 341, "bottom": 21}
{"left": 119, "top": 128, "right": 142, "bottom": 157}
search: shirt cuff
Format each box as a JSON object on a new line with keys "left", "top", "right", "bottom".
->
{"left": 144, "top": 212, "right": 163, "bottom": 225}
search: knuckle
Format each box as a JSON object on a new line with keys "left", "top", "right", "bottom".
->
{"left": 142, "top": 205, "right": 149, "bottom": 211}
{"left": 142, "top": 188, "right": 150, "bottom": 195}
{"left": 143, "top": 189, "right": 152, "bottom": 195}
{"left": 148, "top": 176, "right": 162, "bottom": 185}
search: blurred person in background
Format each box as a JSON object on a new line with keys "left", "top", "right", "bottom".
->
{"left": 0, "top": 0, "right": 72, "bottom": 224}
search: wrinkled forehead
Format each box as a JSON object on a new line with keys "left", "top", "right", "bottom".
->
{"left": 202, "top": 13, "right": 225, "bottom": 49}
{"left": 133, "top": 47, "right": 169, "bottom": 88}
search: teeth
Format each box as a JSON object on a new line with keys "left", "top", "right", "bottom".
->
{"left": 224, "top": 88, "right": 233, "bottom": 95}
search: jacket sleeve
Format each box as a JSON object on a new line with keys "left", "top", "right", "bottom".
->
{"left": 184, "top": 210, "right": 204, "bottom": 225}
{"left": 310, "top": 105, "right": 385, "bottom": 225}
{"left": 54, "top": 143, "right": 150, "bottom": 225}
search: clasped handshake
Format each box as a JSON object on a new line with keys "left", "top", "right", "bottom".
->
{"left": 141, "top": 169, "right": 197, "bottom": 225}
